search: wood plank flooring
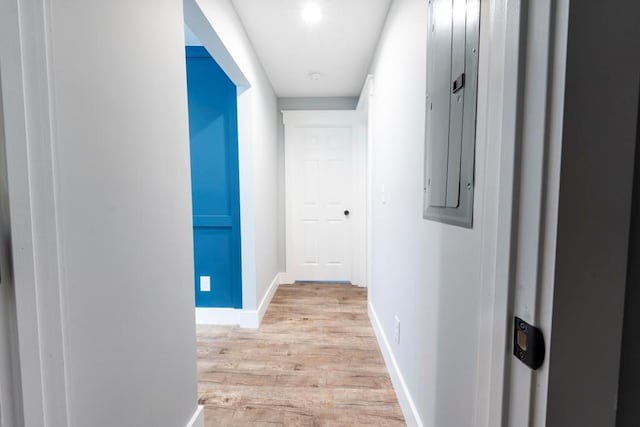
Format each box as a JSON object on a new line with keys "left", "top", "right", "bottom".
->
{"left": 197, "top": 284, "right": 405, "bottom": 426}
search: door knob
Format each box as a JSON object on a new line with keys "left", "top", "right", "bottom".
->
{"left": 344, "top": 210, "right": 350, "bottom": 216}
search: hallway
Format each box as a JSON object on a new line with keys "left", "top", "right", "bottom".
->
{"left": 2, "top": 0, "right": 638, "bottom": 425}
{"left": 196, "top": 284, "right": 405, "bottom": 426}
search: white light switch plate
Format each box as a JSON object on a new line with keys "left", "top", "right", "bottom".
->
{"left": 200, "top": 276, "right": 211, "bottom": 292}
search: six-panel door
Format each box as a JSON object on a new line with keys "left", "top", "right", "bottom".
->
{"left": 287, "top": 125, "right": 354, "bottom": 282}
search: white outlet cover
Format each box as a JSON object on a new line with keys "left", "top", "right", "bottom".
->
{"left": 200, "top": 276, "right": 211, "bottom": 292}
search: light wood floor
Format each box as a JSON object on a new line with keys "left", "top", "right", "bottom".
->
{"left": 197, "top": 284, "right": 405, "bottom": 426}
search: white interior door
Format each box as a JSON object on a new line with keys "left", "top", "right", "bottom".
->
{"left": 284, "top": 111, "right": 365, "bottom": 284}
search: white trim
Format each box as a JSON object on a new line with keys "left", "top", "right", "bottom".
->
{"left": 0, "top": 0, "right": 71, "bottom": 424}
{"left": 356, "top": 75, "right": 374, "bottom": 290}
{"left": 356, "top": 75, "right": 374, "bottom": 113}
{"left": 255, "top": 272, "right": 282, "bottom": 325}
{"left": 195, "top": 273, "right": 282, "bottom": 328}
{"left": 195, "top": 307, "right": 243, "bottom": 326}
{"left": 471, "top": 0, "right": 525, "bottom": 425}
{"left": 282, "top": 110, "right": 358, "bottom": 126}
{"left": 279, "top": 272, "right": 295, "bottom": 285}
{"left": 185, "top": 405, "right": 204, "bottom": 427}
{"left": 351, "top": 116, "right": 368, "bottom": 287}
{"left": 368, "top": 302, "right": 423, "bottom": 427}
{"left": 183, "top": 0, "right": 250, "bottom": 89}
{"left": 185, "top": 0, "right": 259, "bottom": 311}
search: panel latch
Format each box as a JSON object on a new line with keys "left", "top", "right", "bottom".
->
{"left": 452, "top": 73, "right": 465, "bottom": 94}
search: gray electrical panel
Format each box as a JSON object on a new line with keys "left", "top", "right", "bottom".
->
{"left": 424, "top": 0, "right": 480, "bottom": 228}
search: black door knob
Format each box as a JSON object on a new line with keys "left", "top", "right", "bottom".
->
{"left": 344, "top": 210, "right": 350, "bottom": 216}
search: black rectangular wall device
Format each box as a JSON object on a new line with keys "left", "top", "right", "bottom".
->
{"left": 513, "top": 317, "right": 545, "bottom": 370}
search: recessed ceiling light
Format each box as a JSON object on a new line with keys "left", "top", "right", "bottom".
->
{"left": 308, "top": 72, "right": 323, "bottom": 81}
{"left": 301, "top": 3, "right": 322, "bottom": 23}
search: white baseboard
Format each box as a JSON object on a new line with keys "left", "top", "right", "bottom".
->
{"left": 253, "top": 271, "right": 282, "bottom": 325}
{"left": 195, "top": 307, "right": 241, "bottom": 325}
{"left": 185, "top": 405, "right": 204, "bottom": 427}
{"left": 368, "top": 301, "right": 424, "bottom": 427}
{"left": 195, "top": 273, "right": 282, "bottom": 329}
{"left": 279, "top": 272, "right": 295, "bottom": 285}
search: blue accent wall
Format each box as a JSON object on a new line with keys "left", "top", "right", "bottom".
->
{"left": 186, "top": 46, "right": 242, "bottom": 308}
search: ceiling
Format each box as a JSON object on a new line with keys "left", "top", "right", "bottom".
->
{"left": 231, "top": 0, "right": 391, "bottom": 97}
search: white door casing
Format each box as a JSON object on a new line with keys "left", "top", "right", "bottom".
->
{"left": 472, "top": 1, "right": 573, "bottom": 426}
{"left": 283, "top": 111, "right": 366, "bottom": 285}
{"left": 356, "top": 75, "right": 374, "bottom": 292}
{"left": 0, "top": 69, "right": 22, "bottom": 427}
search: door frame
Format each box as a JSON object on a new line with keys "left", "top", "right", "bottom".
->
{"left": 356, "top": 75, "right": 374, "bottom": 293}
{"left": 0, "top": 60, "right": 24, "bottom": 427}
{"left": 186, "top": 46, "right": 243, "bottom": 309}
{"left": 470, "top": 0, "right": 526, "bottom": 424}
{"left": 472, "top": 0, "right": 575, "bottom": 425}
{"left": 184, "top": 0, "right": 264, "bottom": 312}
{"left": 468, "top": 0, "right": 531, "bottom": 424}
{"left": 0, "top": 0, "right": 72, "bottom": 422}
{"left": 282, "top": 110, "right": 367, "bottom": 286}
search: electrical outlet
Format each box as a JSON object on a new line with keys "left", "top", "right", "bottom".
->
{"left": 200, "top": 276, "right": 211, "bottom": 292}
{"left": 394, "top": 315, "right": 400, "bottom": 344}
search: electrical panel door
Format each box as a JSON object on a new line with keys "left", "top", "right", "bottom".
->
{"left": 424, "top": 0, "right": 480, "bottom": 227}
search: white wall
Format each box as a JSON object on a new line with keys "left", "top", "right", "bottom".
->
{"left": 369, "top": 1, "right": 640, "bottom": 425}
{"left": 194, "top": 0, "right": 280, "bottom": 309}
{"left": 1, "top": 0, "right": 199, "bottom": 425}
{"left": 366, "top": 0, "right": 500, "bottom": 425}
{"left": 49, "top": 1, "right": 198, "bottom": 425}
